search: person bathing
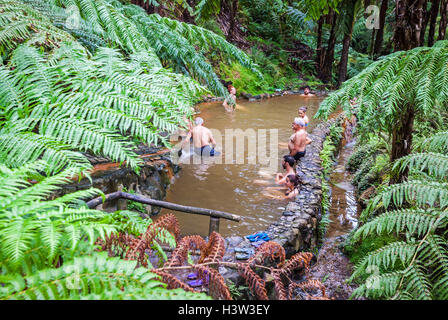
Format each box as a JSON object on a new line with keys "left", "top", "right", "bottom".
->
{"left": 182, "top": 117, "right": 219, "bottom": 157}
{"left": 284, "top": 174, "right": 301, "bottom": 199}
{"left": 288, "top": 117, "right": 312, "bottom": 163}
{"left": 301, "top": 86, "right": 315, "bottom": 97}
{"left": 298, "top": 106, "right": 309, "bottom": 129}
{"left": 275, "top": 155, "right": 296, "bottom": 185}
{"left": 222, "top": 83, "right": 237, "bottom": 112}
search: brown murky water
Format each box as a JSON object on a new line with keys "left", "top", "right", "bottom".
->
{"left": 161, "top": 95, "right": 325, "bottom": 237}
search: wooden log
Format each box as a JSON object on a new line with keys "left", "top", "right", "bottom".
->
{"left": 86, "top": 191, "right": 241, "bottom": 222}
{"left": 116, "top": 185, "right": 128, "bottom": 211}
{"left": 209, "top": 217, "right": 220, "bottom": 235}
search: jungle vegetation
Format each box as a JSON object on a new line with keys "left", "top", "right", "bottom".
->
{"left": 1, "top": 0, "right": 448, "bottom": 300}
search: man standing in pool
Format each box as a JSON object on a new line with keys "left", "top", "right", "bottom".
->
{"left": 182, "top": 117, "right": 219, "bottom": 157}
{"left": 288, "top": 118, "right": 312, "bottom": 163}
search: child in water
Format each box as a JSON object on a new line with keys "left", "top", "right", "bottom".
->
{"left": 298, "top": 106, "right": 309, "bottom": 129}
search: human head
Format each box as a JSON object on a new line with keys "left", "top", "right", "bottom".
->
{"left": 298, "top": 106, "right": 307, "bottom": 118}
{"left": 285, "top": 174, "right": 300, "bottom": 188}
{"left": 303, "top": 86, "right": 311, "bottom": 95}
{"left": 282, "top": 155, "right": 295, "bottom": 169}
{"left": 292, "top": 117, "right": 305, "bottom": 130}
{"left": 228, "top": 85, "right": 236, "bottom": 95}
{"left": 195, "top": 117, "right": 204, "bottom": 126}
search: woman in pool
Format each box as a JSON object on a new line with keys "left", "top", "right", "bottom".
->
{"left": 284, "top": 174, "right": 301, "bottom": 199}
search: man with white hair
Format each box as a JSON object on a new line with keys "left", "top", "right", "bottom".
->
{"left": 288, "top": 117, "right": 312, "bottom": 162}
{"left": 182, "top": 117, "right": 218, "bottom": 157}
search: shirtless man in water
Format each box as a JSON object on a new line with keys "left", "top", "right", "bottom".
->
{"left": 289, "top": 118, "right": 312, "bottom": 162}
{"left": 275, "top": 155, "right": 296, "bottom": 185}
{"left": 183, "top": 117, "right": 218, "bottom": 157}
{"left": 301, "top": 86, "right": 315, "bottom": 97}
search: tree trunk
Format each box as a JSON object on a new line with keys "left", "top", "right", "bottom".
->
{"left": 226, "top": 0, "right": 239, "bottom": 42}
{"left": 390, "top": 104, "right": 415, "bottom": 184}
{"left": 316, "top": 17, "right": 324, "bottom": 74}
{"left": 438, "top": 0, "right": 448, "bottom": 40}
{"left": 319, "top": 12, "right": 338, "bottom": 83}
{"left": 337, "top": 33, "right": 352, "bottom": 87}
{"left": 391, "top": 0, "right": 425, "bottom": 184}
{"left": 420, "top": 0, "right": 431, "bottom": 45}
{"left": 373, "top": 0, "right": 389, "bottom": 58}
{"left": 394, "top": 0, "right": 426, "bottom": 51}
{"left": 428, "top": 0, "right": 441, "bottom": 46}
{"left": 337, "top": 2, "right": 356, "bottom": 87}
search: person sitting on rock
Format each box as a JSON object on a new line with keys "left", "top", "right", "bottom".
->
{"left": 298, "top": 106, "right": 309, "bottom": 129}
{"left": 301, "top": 86, "right": 315, "bottom": 97}
{"left": 275, "top": 155, "right": 296, "bottom": 185}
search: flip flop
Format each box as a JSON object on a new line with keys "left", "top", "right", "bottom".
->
{"left": 187, "top": 279, "right": 204, "bottom": 287}
{"left": 187, "top": 273, "right": 197, "bottom": 280}
{"left": 246, "top": 232, "right": 270, "bottom": 242}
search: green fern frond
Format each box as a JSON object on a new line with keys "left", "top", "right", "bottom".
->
{"left": 364, "top": 180, "right": 448, "bottom": 218}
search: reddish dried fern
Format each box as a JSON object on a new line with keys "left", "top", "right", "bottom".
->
{"left": 199, "top": 232, "right": 226, "bottom": 264}
{"left": 247, "top": 241, "right": 286, "bottom": 268}
{"left": 280, "top": 252, "right": 314, "bottom": 276}
{"left": 288, "top": 279, "right": 329, "bottom": 300}
{"left": 164, "top": 235, "right": 207, "bottom": 268}
{"left": 126, "top": 213, "right": 181, "bottom": 266}
{"left": 194, "top": 265, "right": 232, "bottom": 300}
{"left": 271, "top": 270, "right": 288, "bottom": 300}
{"left": 238, "top": 264, "right": 269, "bottom": 300}
{"left": 151, "top": 269, "right": 198, "bottom": 292}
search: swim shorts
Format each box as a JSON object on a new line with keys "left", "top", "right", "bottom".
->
{"left": 194, "top": 145, "right": 219, "bottom": 157}
{"left": 293, "top": 151, "right": 306, "bottom": 161}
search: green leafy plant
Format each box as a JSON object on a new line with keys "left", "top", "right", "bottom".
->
{"left": 349, "top": 131, "right": 448, "bottom": 300}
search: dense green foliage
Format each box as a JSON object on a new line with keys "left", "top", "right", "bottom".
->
{"left": 0, "top": 0, "right": 260, "bottom": 300}
{"left": 318, "top": 120, "right": 343, "bottom": 241}
{"left": 348, "top": 131, "right": 448, "bottom": 299}
{"left": 0, "top": 161, "right": 209, "bottom": 299}
{"left": 318, "top": 39, "right": 448, "bottom": 300}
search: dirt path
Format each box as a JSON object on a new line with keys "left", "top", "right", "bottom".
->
{"left": 308, "top": 235, "right": 358, "bottom": 299}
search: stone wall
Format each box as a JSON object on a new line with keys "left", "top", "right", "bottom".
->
{"left": 58, "top": 149, "right": 178, "bottom": 217}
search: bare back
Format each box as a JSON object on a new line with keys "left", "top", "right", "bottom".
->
{"left": 192, "top": 125, "right": 213, "bottom": 148}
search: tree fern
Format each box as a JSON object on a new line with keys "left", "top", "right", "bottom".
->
{"left": 316, "top": 41, "right": 448, "bottom": 144}
{"left": 349, "top": 132, "right": 448, "bottom": 300}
